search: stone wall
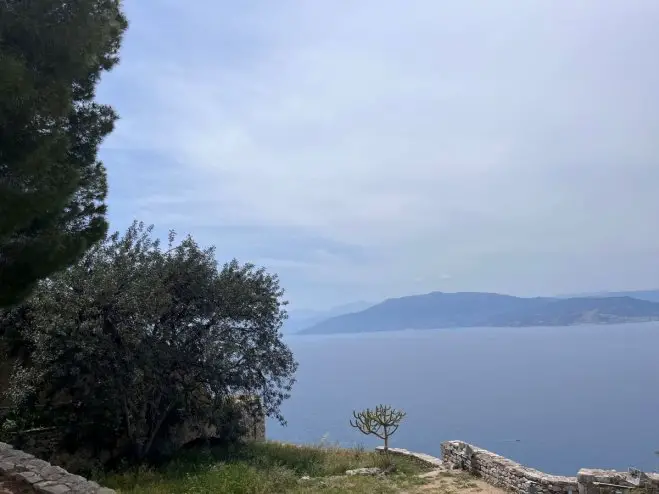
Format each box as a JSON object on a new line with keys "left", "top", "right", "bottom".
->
{"left": 577, "top": 468, "right": 659, "bottom": 494}
{"left": 442, "top": 441, "right": 578, "bottom": 494}
{"left": 165, "top": 396, "right": 266, "bottom": 453}
{"left": 441, "top": 441, "right": 659, "bottom": 494}
{"left": 0, "top": 429, "right": 63, "bottom": 470}
{"left": 375, "top": 446, "right": 444, "bottom": 468}
{"left": 0, "top": 441, "right": 115, "bottom": 494}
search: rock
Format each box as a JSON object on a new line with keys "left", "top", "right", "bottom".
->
{"left": 345, "top": 467, "right": 382, "bottom": 476}
{"left": 26, "top": 459, "right": 52, "bottom": 471}
{"left": 419, "top": 469, "right": 448, "bottom": 479}
{"left": 300, "top": 475, "right": 311, "bottom": 481}
{"left": 34, "top": 480, "right": 71, "bottom": 494}
{"left": 0, "top": 442, "right": 116, "bottom": 493}
{"left": 40, "top": 465, "right": 68, "bottom": 481}
{"left": 14, "top": 470, "right": 42, "bottom": 484}
{"left": 375, "top": 446, "right": 444, "bottom": 468}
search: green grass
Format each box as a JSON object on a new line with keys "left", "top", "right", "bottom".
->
{"left": 97, "top": 441, "right": 434, "bottom": 494}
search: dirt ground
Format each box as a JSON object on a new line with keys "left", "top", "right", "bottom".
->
{"left": 406, "top": 470, "right": 508, "bottom": 494}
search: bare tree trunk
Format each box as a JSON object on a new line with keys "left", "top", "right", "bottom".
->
{"left": 384, "top": 426, "right": 389, "bottom": 452}
{"left": 141, "top": 402, "right": 174, "bottom": 460}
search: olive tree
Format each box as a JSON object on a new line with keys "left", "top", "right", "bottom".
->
{"left": 0, "top": 222, "right": 297, "bottom": 461}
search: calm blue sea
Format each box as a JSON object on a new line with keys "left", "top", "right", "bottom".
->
{"left": 266, "top": 323, "right": 659, "bottom": 476}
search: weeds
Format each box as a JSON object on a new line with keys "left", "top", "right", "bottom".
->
{"left": 97, "top": 440, "right": 430, "bottom": 494}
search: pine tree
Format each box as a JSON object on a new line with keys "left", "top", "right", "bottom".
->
{"left": 0, "top": 0, "right": 128, "bottom": 307}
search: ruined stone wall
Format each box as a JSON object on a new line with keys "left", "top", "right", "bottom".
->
{"left": 2, "top": 396, "right": 265, "bottom": 474}
{"left": 577, "top": 469, "right": 659, "bottom": 494}
{"left": 0, "top": 429, "right": 62, "bottom": 468}
{"left": 166, "top": 396, "right": 265, "bottom": 453}
{"left": 0, "top": 396, "right": 265, "bottom": 493}
{"left": 442, "top": 441, "right": 579, "bottom": 494}
{"left": 240, "top": 406, "right": 266, "bottom": 442}
{"left": 441, "top": 441, "right": 659, "bottom": 494}
{"left": 0, "top": 441, "right": 115, "bottom": 494}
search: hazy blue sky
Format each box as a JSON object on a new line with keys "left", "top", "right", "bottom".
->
{"left": 98, "top": 1, "right": 659, "bottom": 310}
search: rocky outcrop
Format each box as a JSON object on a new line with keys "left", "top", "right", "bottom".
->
{"left": 0, "top": 442, "right": 114, "bottom": 494}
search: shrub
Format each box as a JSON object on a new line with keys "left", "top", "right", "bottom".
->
{"left": 0, "top": 222, "right": 298, "bottom": 463}
{"left": 350, "top": 404, "right": 406, "bottom": 452}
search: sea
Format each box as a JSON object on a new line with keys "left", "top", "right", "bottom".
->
{"left": 266, "top": 322, "right": 659, "bottom": 476}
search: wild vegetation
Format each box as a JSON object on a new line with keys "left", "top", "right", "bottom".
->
{"left": 0, "top": 222, "right": 297, "bottom": 464}
{"left": 96, "top": 441, "right": 486, "bottom": 494}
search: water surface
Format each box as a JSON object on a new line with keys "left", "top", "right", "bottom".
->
{"left": 267, "top": 323, "right": 659, "bottom": 476}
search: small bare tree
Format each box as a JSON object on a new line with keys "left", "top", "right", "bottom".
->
{"left": 350, "top": 404, "right": 406, "bottom": 452}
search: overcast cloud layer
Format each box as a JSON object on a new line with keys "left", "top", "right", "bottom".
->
{"left": 99, "top": 1, "right": 659, "bottom": 309}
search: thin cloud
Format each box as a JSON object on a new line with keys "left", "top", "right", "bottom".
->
{"left": 99, "top": 1, "right": 659, "bottom": 308}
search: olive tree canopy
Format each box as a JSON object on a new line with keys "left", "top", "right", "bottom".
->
{"left": 0, "top": 222, "right": 297, "bottom": 460}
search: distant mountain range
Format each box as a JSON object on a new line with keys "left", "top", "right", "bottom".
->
{"left": 557, "top": 290, "right": 659, "bottom": 303}
{"left": 281, "top": 301, "right": 373, "bottom": 334}
{"left": 298, "top": 290, "right": 659, "bottom": 335}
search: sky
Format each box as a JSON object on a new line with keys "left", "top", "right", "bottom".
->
{"left": 98, "top": 1, "right": 659, "bottom": 310}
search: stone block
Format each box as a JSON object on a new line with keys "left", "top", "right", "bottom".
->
{"left": 62, "top": 474, "right": 87, "bottom": 486}
{"left": 41, "top": 465, "right": 69, "bottom": 481}
{"left": 346, "top": 467, "right": 382, "bottom": 476}
{"left": 26, "top": 458, "right": 52, "bottom": 471}
{"left": 0, "top": 443, "right": 116, "bottom": 493}
{"left": 13, "top": 470, "right": 42, "bottom": 484}
{"left": 35, "top": 480, "right": 71, "bottom": 494}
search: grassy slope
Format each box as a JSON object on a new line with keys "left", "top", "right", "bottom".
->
{"left": 97, "top": 441, "right": 436, "bottom": 494}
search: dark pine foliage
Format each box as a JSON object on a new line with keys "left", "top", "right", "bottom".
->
{"left": 0, "top": 0, "right": 128, "bottom": 307}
